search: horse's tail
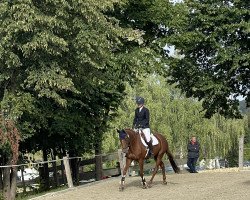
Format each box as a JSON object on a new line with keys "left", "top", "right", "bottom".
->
{"left": 166, "top": 150, "right": 180, "bottom": 174}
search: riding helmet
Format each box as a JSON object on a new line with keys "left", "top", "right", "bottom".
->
{"left": 136, "top": 96, "right": 145, "bottom": 105}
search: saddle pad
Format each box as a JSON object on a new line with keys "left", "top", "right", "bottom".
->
{"left": 140, "top": 134, "right": 159, "bottom": 147}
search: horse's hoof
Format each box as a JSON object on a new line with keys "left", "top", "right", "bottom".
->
{"left": 119, "top": 186, "right": 124, "bottom": 191}
{"left": 147, "top": 181, "right": 152, "bottom": 188}
{"left": 163, "top": 181, "right": 167, "bottom": 185}
{"left": 142, "top": 184, "right": 148, "bottom": 189}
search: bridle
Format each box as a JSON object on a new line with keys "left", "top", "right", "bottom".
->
{"left": 121, "top": 134, "right": 130, "bottom": 153}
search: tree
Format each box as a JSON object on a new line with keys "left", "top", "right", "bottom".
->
{"left": 166, "top": 0, "right": 250, "bottom": 118}
{"left": 0, "top": 0, "right": 146, "bottom": 197}
{"left": 113, "top": 0, "right": 249, "bottom": 118}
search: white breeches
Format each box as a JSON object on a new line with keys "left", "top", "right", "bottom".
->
{"left": 142, "top": 128, "right": 151, "bottom": 143}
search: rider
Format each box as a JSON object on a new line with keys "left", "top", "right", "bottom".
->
{"left": 133, "top": 96, "right": 153, "bottom": 158}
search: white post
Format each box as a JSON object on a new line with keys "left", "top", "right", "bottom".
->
{"left": 63, "top": 156, "right": 74, "bottom": 188}
{"left": 239, "top": 135, "right": 244, "bottom": 170}
{"left": 215, "top": 157, "right": 220, "bottom": 169}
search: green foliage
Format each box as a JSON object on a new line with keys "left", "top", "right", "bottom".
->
{"left": 0, "top": 140, "right": 12, "bottom": 159}
{"left": 244, "top": 144, "right": 250, "bottom": 161}
{"left": 113, "top": 0, "right": 249, "bottom": 118}
{"left": 0, "top": 0, "right": 149, "bottom": 158}
{"left": 103, "top": 75, "right": 247, "bottom": 158}
{"left": 166, "top": 0, "right": 250, "bottom": 118}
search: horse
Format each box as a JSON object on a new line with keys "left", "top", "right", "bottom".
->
{"left": 117, "top": 128, "right": 180, "bottom": 191}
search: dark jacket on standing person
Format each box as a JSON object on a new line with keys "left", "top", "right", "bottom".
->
{"left": 187, "top": 141, "right": 200, "bottom": 158}
{"left": 133, "top": 107, "right": 150, "bottom": 129}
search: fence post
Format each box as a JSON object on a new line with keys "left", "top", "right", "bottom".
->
{"left": 63, "top": 156, "right": 73, "bottom": 188}
{"left": 239, "top": 135, "right": 244, "bottom": 170}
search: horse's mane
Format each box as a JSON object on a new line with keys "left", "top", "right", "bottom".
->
{"left": 124, "top": 128, "right": 134, "bottom": 132}
{"left": 124, "top": 128, "right": 137, "bottom": 138}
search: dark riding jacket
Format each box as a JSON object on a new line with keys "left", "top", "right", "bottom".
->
{"left": 133, "top": 106, "right": 150, "bottom": 129}
{"left": 187, "top": 141, "right": 200, "bottom": 158}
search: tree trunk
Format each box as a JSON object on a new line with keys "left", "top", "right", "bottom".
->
{"left": 60, "top": 160, "right": 65, "bottom": 185}
{"left": 75, "top": 158, "right": 80, "bottom": 185}
{"left": 69, "top": 150, "right": 79, "bottom": 185}
{"left": 10, "top": 167, "right": 17, "bottom": 200}
{"left": 21, "top": 166, "right": 26, "bottom": 193}
{"left": 39, "top": 148, "right": 50, "bottom": 191}
{"left": 3, "top": 167, "right": 11, "bottom": 200}
{"left": 2, "top": 165, "right": 17, "bottom": 200}
{"left": 51, "top": 149, "right": 59, "bottom": 187}
{"left": 0, "top": 118, "right": 20, "bottom": 199}
{"left": 59, "top": 149, "right": 66, "bottom": 185}
{"left": 95, "top": 142, "right": 103, "bottom": 181}
{"left": 0, "top": 168, "right": 3, "bottom": 190}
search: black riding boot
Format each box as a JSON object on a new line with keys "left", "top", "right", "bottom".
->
{"left": 147, "top": 140, "right": 154, "bottom": 158}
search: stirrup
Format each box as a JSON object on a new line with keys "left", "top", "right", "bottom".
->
{"left": 146, "top": 150, "right": 153, "bottom": 159}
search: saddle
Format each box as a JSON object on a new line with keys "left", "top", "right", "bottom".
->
{"left": 136, "top": 130, "right": 159, "bottom": 147}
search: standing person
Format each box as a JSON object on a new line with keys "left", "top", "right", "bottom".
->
{"left": 187, "top": 136, "right": 200, "bottom": 173}
{"left": 133, "top": 96, "right": 153, "bottom": 158}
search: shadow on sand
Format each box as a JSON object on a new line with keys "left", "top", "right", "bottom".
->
{"left": 124, "top": 177, "right": 179, "bottom": 189}
{"left": 243, "top": 180, "right": 250, "bottom": 185}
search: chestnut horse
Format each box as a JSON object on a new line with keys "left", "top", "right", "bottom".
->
{"left": 117, "top": 128, "right": 180, "bottom": 190}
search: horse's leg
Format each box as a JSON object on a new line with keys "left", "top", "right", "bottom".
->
{"left": 159, "top": 161, "right": 167, "bottom": 184}
{"left": 139, "top": 159, "right": 148, "bottom": 189}
{"left": 119, "top": 158, "right": 132, "bottom": 191}
{"left": 148, "top": 154, "right": 164, "bottom": 187}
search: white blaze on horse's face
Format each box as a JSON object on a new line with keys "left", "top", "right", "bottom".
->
{"left": 120, "top": 139, "right": 126, "bottom": 149}
{"left": 120, "top": 134, "right": 129, "bottom": 153}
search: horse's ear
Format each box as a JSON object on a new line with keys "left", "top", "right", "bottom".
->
{"left": 117, "top": 129, "right": 126, "bottom": 140}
